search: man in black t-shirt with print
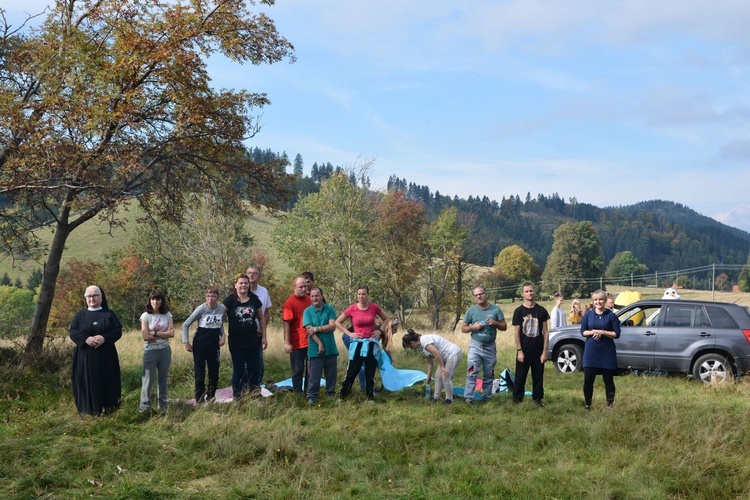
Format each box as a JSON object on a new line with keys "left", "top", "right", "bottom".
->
{"left": 512, "top": 282, "right": 550, "bottom": 407}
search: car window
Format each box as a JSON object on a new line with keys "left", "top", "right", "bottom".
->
{"left": 663, "top": 305, "right": 698, "bottom": 328}
{"left": 619, "top": 305, "right": 661, "bottom": 327}
{"left": 705, "top": 306, "right": 739, "bottom": 329}
{"left": 695, "top": 307, "right": 710, "bottom": 327}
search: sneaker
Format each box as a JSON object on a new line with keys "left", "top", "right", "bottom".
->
{"left": 533, "top": 400, "right": 545, "bottom": 408}
{"left": 444, "top": 399, "right": 453, "bottom": 405}
{"left": 307, "top": 398, "right": 315, "bottom": 405}
{"left": 585, "top": 404, "right": 591, "bottom": 410}
{"left": 465, "top": 399, "right": 473, "bottom": 404}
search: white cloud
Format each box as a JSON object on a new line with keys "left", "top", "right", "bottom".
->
{"left": 714, "top": 204, "right": 750, "bottom": 233}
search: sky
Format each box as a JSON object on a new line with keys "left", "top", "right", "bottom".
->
{"left": 6, "top": 1, "right": 750, "bottom": 232}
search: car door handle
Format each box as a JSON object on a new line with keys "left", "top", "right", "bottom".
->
{"left": 643, "top": 331, "right": 656, "bottom": 336}
{"left": 699, "top": 332, "right": 711, "bottom": 337}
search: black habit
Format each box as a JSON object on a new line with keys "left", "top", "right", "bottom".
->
{"left": 70, "top": 308, "right": 123, "bottom": 415}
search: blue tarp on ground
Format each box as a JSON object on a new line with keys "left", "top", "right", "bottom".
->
{"left": 377, "top": 350, "right": 427, "bottom": 391}
{"left": 274, "top": 378, "right": 324, "bottom": 388}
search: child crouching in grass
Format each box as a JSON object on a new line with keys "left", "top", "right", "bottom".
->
{"left": 402, "top": 329, "right": 462, "bottom": 404}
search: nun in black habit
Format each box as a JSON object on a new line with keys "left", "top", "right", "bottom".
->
{"left": 69, "top": 285, "right": 123, "bottom": 415}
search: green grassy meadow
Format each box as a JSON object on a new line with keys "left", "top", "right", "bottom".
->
{"left": 4, "top": 201, "right": 750, "bottom": 497}
{"left": 3, "top": 317, "right": 750, "bottom": 498}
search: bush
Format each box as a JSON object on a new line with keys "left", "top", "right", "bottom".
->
{"left": 0, "top": 286, "right": 36, "bottom": 339}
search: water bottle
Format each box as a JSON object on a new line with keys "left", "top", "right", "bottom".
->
{"left": 425, "top": 384, "right": 431, "bottom": 399}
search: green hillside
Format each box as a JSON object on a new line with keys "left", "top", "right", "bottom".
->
{"left": 0, "top": 201, "right": 291, "bottom": 283}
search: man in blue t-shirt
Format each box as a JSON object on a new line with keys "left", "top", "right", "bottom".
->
{"left": 461, "top": 286, "right": 507, "bottom": 403}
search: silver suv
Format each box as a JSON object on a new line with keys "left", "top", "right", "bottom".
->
{"left": 548, "top": 299, "right": 750, "bottom": 383}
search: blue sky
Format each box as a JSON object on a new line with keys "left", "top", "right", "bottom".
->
{"left": 9, "top": 1, "right": 750, "bottom": 231}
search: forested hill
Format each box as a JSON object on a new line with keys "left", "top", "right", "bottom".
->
{"left": 277, "top": 150, "right": 750, "bottom": 274}
{"left": 387, "top": 176, "right": 750, "bottom": 272}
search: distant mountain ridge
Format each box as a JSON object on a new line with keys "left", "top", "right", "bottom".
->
{"left": 383, "top": 175, "right": 750, "bottom": 277}
{"left": 618, "top": 200, "right": 749, "bottom": 239}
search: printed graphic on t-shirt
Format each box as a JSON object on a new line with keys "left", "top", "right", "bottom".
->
{"left": 152, "top": 317, "right": 168, "bottom": 331}
{"left": 522, "top": 314, "right": 539, "bottom": 338}
{"left": 204, "top": 314, "right": 222, "bottom": 327}
{"left": 234, "top": 305, "right": 257, "bottom": 324}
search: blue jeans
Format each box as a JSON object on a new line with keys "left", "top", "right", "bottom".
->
{"left": 464, "top": 339, "right": 496, "bottom": 401}
{"left": 230, "top": 343, "right": 263, "bottom": 397}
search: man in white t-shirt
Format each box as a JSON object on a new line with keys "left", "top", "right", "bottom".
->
{"left": 247, "top": 265, "right": 272, "bottom": 384}
{"left": 247, "top": 266, "right": 271, "bottom": 343}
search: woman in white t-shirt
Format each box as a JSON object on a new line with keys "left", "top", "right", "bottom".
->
{"left": 402, "top": 329, "right": 462, "bottom": 404}
{"left": 139, "top": 289, "right": 174, "bottom": 412}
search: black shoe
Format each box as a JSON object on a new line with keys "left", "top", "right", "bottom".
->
{"left": 444, "top": 399, "right": 453, "bottom": 405}
{"left": 533, "top": 400, "right": 545, "bottom": 408}
{"left": 585, "top": 404, "right": 591, "bottom": 410}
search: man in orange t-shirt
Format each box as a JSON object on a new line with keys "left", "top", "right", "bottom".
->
{"left": 283, "top": 277, "right": 312, "bottom": 393}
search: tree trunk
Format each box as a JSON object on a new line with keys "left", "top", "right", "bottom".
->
{"left": 452, "top": 260, "right": 464, "bottom": 331}
{"left": 431, "top": 291, "right": 441, "bottom": 330}
{"left": 23, "top": 221, "right": 71, "bottom": 360}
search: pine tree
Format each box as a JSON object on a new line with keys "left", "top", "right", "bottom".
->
{"left": 293, "top": 154, "right": 304, "bottom": 178}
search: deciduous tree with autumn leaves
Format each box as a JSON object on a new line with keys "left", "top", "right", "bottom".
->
{"left": 0, "top": 0, "right": 295, "bottom": 359}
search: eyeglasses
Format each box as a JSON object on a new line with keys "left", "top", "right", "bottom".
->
{"left": 84, "top": 294, "right": 100, "bottom": 299}
{"left": 473, "top": 292, "right": 486, "bottom": 297}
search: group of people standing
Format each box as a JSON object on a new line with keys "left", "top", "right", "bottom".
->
{"left": 415, "top": 283, "right": 620, "bottom": 409}
{"left": 280, "top": 274, "right": 394, "bottom": 403}
{"left": 454, "top": 283, "right": 550, "bottom": 407}
{"left": 69, "top": 273, "right": 620, "bottom": 416}
{"left": 69, "top": 266, "right": 273, "bottom": 416}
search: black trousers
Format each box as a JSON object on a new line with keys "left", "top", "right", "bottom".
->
{"left": 290, "top": 348, "right": 308, "bottom": 393}
{"left": 514, "top": 351, "right": 545, "bottom": 402}
{"left": 340, "top": 342, "right": 378, "bottom": 399}
{"left": 583, "top": 367, "right": 616, "bottom": 406}
{"left": 192, "top": 329, "right": 220, "bottom": 401}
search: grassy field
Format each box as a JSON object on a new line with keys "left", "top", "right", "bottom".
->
{"left": 3, "top": 310, "right": 750, "bottom": 498}
{"left": 4, "top": 201, "right": 750, "bottom": 497}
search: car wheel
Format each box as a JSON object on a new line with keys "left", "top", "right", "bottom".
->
{"left": 554, "top": 344, "right": 583, "bottom": 374}
{"left": 692, "top": 353, "right": 735, "bottom": 383}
